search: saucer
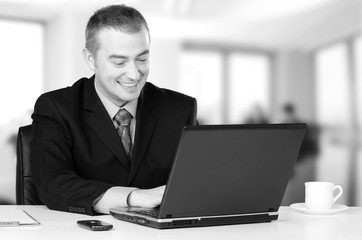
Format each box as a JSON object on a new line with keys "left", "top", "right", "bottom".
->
{"left": 290, "top": 203, "right": 348, "bottom": 215}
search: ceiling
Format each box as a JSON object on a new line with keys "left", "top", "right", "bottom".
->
{"left": 0, "top": 0, "right": 360, "bottom": 50}
{"left": 0, "top": 0, "right": 348, "bottom": 21}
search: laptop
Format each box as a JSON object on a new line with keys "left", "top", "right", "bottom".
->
{"left": 110, "top": 123, "right": 306, "bottom": 229}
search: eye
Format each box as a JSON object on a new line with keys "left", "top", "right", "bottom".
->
{"left": 112, "top": 61, "right": 126, "bottom": 66}
{"left": 137, "top": 55, "right": 149, "bottom": 63}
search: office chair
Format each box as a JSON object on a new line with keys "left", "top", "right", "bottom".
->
{"left": 16, "top": 125, "right": 43, "bottom": 205}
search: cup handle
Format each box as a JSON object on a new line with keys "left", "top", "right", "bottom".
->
{"left": 333, "top": 185, "right": 343, "bottom": 203}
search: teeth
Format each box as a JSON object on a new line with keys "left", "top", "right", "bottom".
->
{"left": 118, "top": 81, "right": 138, "bottom": 88}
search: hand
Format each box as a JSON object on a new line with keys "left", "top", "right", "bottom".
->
{"left": 127, "top": 185, "right": 166, "bottom": 208}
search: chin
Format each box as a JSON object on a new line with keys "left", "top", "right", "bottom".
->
{"left": 119, "top": 92, "right": 141, "bottom": 103}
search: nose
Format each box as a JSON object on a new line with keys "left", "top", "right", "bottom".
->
{"left": 125, "top": 61, "right": 141, "bottom": 81}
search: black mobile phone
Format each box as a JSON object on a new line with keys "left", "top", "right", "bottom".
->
{"left": 77, "top": 220, "right": 113, "bottom": 231}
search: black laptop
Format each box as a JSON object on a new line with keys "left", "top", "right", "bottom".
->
{"left": 110, "top": 123, "right": 306, "bottom": 229}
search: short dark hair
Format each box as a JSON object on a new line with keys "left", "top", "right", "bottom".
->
{"left": 85, "top": 4, "right": 150, "bottom": 55}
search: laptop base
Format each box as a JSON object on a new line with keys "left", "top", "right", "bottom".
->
{"left": 110, "top": 211, "right": 279, "bottom": 229}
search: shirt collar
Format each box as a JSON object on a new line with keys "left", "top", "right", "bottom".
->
{"left": 94, "top": 80, "right": 138, "bottom": 120}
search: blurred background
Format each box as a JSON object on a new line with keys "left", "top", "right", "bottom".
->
{"left": 0, "top": 0, "right": 361, "bottom": 206}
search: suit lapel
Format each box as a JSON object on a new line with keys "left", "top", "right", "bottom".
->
{"left": 83, "top": 77, "right": 130, "bottom": 170}
{"left": 127, "top": 84, "right": 157, "bottom": 184}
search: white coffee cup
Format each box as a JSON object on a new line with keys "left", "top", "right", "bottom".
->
{"left": 305, "top": 182, "right": 343, "bottom": 210}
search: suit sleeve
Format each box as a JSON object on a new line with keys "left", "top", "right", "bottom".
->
{"left": 31, "top": 94, "right": 113, "bottom": 215}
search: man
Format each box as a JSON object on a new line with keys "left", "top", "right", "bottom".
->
{"left": 30, "top": 5, "right": 197, "bottom": 215}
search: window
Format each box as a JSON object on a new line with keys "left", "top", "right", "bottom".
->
{"left": 355, "top": 36, "right": 362, "bottom": 127}
{"left": 228, "top": 53, "right": 270, "bottom": 124}
{"left": 315, "top": 43, "right": 351, "bottom": 126}
{"left": 315, "top": 37, "right": 362, "bottom": 206}
{"left": 354, "top": 35, "right": 362, "bottom": 205}
{"left": 0, "top": 19, "right": 44, "bottom": 204}
{"left": 0, "top": 20, "right": 44, "bottom": 125}
{"left": 180, "top": 46, "right": 271, "bottom": 125}
{"left": 180, "top": 50, "right": 223, "bottom": 124}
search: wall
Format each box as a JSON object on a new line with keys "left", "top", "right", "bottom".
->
{"left": 44, "top": 5, "right": 93, "bottom": 92}
{"left": 1, "top": 0, "right": 360, "bottom": 204}
{"left": 148, "top": 39, "right": 182, "bottom": 90}
{"left": 273, "top": 50, "right": 315, "bottom": 122}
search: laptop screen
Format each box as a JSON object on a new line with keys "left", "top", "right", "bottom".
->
{"left": 157, "top": 124, "right": 306, "bottom": 219}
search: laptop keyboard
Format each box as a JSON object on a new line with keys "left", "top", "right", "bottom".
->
{"left": 130, "top": 208, "right": 159, "bottom": 218}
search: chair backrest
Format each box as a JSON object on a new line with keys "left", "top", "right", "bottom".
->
{"left": 16, "top": 125, "right": 43, "bottom": 205}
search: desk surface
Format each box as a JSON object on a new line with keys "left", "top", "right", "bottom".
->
{"left": 0, "top": 205, "right": 360, "bottom": 240}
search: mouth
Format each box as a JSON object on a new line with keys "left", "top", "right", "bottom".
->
{"left": 116, "top": 80, "right": 139, "bottom": 89}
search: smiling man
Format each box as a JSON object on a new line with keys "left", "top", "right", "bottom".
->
{"left": 30, "top": 5, "right": 198, "bottom": 215}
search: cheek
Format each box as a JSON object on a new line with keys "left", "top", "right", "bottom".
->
{"left": 139, "top": 64, "right": 150, "bottom": 74}
{"left": 98, "top": 64, "right": 123, "bottom": 78}
{"left": 137, "top": 60, "right": 149, "bottom": 69}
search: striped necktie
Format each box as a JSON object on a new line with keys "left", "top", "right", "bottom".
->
{"left": 114, "top": 108, "right": 133, "bottom": 159}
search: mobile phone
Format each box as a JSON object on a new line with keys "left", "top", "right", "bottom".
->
{"left": 77, "top": 220, "right": 113, "bottom": 231}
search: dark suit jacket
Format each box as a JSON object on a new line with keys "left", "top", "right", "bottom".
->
{"left": 31, "top": 76, "right": 197, "bottom": 215}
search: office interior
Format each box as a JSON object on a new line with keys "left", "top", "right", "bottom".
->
{"left": 0, "top": 0, "right": 361, "bottom": 207}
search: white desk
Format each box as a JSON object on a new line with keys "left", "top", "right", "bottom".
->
{"left": 0, "top": 205, "right": 360, "bottom": 240}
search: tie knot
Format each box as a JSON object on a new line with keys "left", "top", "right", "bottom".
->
{"left": 115, "top": 108, "right": 132, "bottom": 126}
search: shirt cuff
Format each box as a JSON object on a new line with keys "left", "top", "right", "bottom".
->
{"left": 93, "top": 186, "right": 138, "bottom": 214}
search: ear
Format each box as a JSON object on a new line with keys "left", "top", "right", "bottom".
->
{"left": 83, "top": 48, "right": 95, "bottom": 71}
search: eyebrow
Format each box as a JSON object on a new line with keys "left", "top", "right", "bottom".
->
{"left": 109, "top": 50, "right": 149, "bottom": 59}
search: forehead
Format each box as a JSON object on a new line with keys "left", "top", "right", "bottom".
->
{"left": 96, "top": 27, "right": 150, "bottom": 56}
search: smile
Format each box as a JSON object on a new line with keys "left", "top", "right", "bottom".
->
{"left": 117, "top": 81, "right": 139, "bottom": 89}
